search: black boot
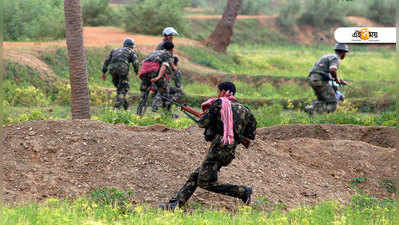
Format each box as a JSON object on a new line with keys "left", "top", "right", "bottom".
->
{"left": 240, "top": 186, "right": 253, "bottom": 205}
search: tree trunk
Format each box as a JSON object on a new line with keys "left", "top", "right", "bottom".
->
{"left": 64, "top": 0, "right": 90, "bottom": 119}
{"left": 205, "top": 0, "right": 242, "bottom": 53}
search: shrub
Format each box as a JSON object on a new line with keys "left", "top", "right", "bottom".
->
{"left": 367, "top": 0, "right": 395, "bottom": 26}
{"left": 5, "top": 83, "right": 50, "bottom": 107}
{"left": 90, "top": 187, "right": 133, "bottom": 213}
{"left": 278, "top": 0, "right": 301, "bottom": 31}
{"left": 82, "top": 0, "right": 122, "bottom": 26}
{"left": 123, "top": 0, "right": 188, "bottom": 35}
{"left": 3, "top": 0, "right": 65, "bottom": 41}
{"left": 240, "top": 0, "right": 273, "bottom": 15}
{"left": 298, "top": 0, "right": 349, "bottom": 28}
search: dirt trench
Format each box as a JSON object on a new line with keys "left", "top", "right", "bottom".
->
{"left": 2, "top": 120, "right": 398, "bottom": 210}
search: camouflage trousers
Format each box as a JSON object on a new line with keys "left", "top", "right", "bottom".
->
{"left": 110, "top": 63, "right": 130, "bottom": 110}
{"left": 136, "top": 71, "right": 170, "bottom": 115}
{"left": 153, "top": 86, "right": 185, "bottom": 109}
{"left": 169, "top": 136, "right": 250, "bottom": 207}
{"left": 306, "top": 73, "right": 338, "bottom": 114}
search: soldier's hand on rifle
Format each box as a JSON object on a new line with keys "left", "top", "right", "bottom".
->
{"left": 102, "top": 73, "right": 107, "bottom": 81}
{"left": 181, "top": 104, "right": 203, "bottom": 118}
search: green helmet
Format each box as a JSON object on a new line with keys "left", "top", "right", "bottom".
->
{"left": 123, "top": 38, "right": 135, "bottom": 48}
{"left": 334, "top": 43, "right": 349, "bottom": 52}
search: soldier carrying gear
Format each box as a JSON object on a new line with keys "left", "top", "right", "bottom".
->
{"left": 152, "top": 56, "right": 185, "bottom": 112}
{"left": 136, "top": 42, "right": 175, "bottom": 116}
{"left": 102, "top": 38, "right": 139, "bottom": 110}
{"left": 156, "top": 27, "right": 178, "bottom": 50}
{"left": 305, "top": 43, "right": 349, "bottom": 115}
{"left": 160, "top": 81, "right": 257, "bottom": 211}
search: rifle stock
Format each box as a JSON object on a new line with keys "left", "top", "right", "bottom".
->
{"left": 181, "top": 105, "right": 202, "bottom": 118}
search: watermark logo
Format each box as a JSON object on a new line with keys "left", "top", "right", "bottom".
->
{"left": 352, "top": 28, "right": 378, "bottom": 41}
{"left": 335, "top": 27, "right": 396, "bottom": 43}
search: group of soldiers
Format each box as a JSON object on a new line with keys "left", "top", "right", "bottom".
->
{"left": 101, "top": 30, "right": 350, "bottom": 210}
{"left": 102, "top": 27, "right": 184, "bottom": 115}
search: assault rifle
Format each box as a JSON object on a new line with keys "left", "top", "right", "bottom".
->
{"left": 159, "top": 95, "right": 251, "bottom": 148}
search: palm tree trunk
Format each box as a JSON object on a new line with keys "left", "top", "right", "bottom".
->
{"left": 64, "top": 0, "right": 90, "bottom": 119}
{"left": 205, "top": 0, "right": 242, "bottom": 53}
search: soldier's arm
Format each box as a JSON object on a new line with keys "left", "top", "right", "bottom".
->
{"left": 130, "top": 51, "right": 139, "bottom": 74}
{"left": 102, "top": 50, "right": 113, "bottom": 74}
{"left": 329, "top": 56, "right": 340, "bottom": 82}
{"left": 198, "top": 99, "right": 221, "bottom": 128}
{"left": 151, "top": 62, "right": 168, "bottom": 83}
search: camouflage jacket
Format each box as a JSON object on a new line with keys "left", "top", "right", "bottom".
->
{"left": 156, "top": 40, "right": 169, "bottom": 50}
{"left": 143, "top": 50, "right": 173, "bottom": 64}
{"left": 198, "top": 99, "right": 257, "bottom": 144}
{"left": 309, "top": 53, "right": 340, "bottom": 79}
{"left": 171, "top": 70, "right": 182, "bottom": 88}
{"left": 102, "top": 47, "right": 139, "bottom": 74}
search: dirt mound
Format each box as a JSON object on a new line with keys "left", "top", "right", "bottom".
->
{"left": 3, "top": 49, "right": 61, "bottom": 82}
{"left": 2, "top": 120, "right": 398, "bottom": 209}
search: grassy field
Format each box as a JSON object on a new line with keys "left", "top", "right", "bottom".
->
{"left": 184, "top": 19, "right": 291, "bottom": 45}
{"left": 3, "top": 103, "right": 398, "bottom": 128}
{"left": 2, "top": 45, "right": 398, "bottom": 127}
{"left": 1, "top": 194, "right": 397, "bottom": 225}
{"left": 180, "top": 45, "right": 396, "bottom": 81}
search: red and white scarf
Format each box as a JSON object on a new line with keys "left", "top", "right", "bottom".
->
{"left": 201, "top": 91, "right": 237, "bottom": 145}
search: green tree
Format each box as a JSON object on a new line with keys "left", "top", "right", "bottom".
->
{"left": 123, "top": 0, "right": 188, "bottom": 35}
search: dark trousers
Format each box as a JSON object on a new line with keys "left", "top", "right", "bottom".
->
{"left": 169, "top": 137, "right": 248, "bottom": 206}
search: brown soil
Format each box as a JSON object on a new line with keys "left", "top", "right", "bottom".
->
{"left": 2, "top": 120, "right": 398, "bottom": 210}
{"left": 346, "top": 16, "right": 382, "bottom": 27}
{"left": 4, "top": 27, "right": 201, "bottom": 54}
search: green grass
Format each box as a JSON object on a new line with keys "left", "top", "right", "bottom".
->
{"left": 180, "top": 45, "right": 396, "bottom": 82}
{"left": 3, "top": 103, "right": 398, "bottom": 128}
{"left": 229, "top": 45, "right": 396, "bottom": 81}
{"left": 0, "top": 194, "right": 397, "bottom": 225}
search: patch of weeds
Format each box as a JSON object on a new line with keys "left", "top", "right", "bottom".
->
{"left": 350, "top": 177, "right": 367, "bottom": 193}
{"left": 350, "top": 194, "right": 396, "bottom": 210}
{"left": 89, "top": 186, "right": 134, "bottom": 214}
{"left": 252, "top": 196, "right": 269, "bottom": 211}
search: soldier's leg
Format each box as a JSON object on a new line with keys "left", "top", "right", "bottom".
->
{"left": 308, "top": 73, "right": 337, "bottom": 114}
{"left": 197, "top": 139, "right": 251, "bottom": 201}
{"left": 110, "top": 72, "right": 122, "bottom": 109}
{"left": 152, "top": 93, "right": 162, "bottom": 112}
{"left": 314, "top": 84, "right": 337, "bottom": 113}
{"left": 136, "top": 75, "right": 152, "bottom": 116}
{"left": 118, "top": 75, "right": 130, "bottom": 110}
{"left": 152, "top": 78, "right": 170, "bottom": 112}
{"left": 168, "top": 167, "right": 200, "bottom": 206}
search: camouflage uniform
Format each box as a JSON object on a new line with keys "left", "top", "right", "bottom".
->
{"left": 156, "top": 40, "right": 169, "bottom": 50}
{"left": 306, "top": 53, "right": 340, "bottom": 113}
{"left": 153, "top": 69, "right": 185, "bottom": 108}
{"left": 168, "top": 99, "right": 257, "bottom": 207}
{"left": 169, "top": 70, "right": 185, "bottom": 102}
{"left": 102, "top": 47, "right": 139, "bottom": 110}
{"left": 136, "top": 50, "right": 173, "bottom": 115}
